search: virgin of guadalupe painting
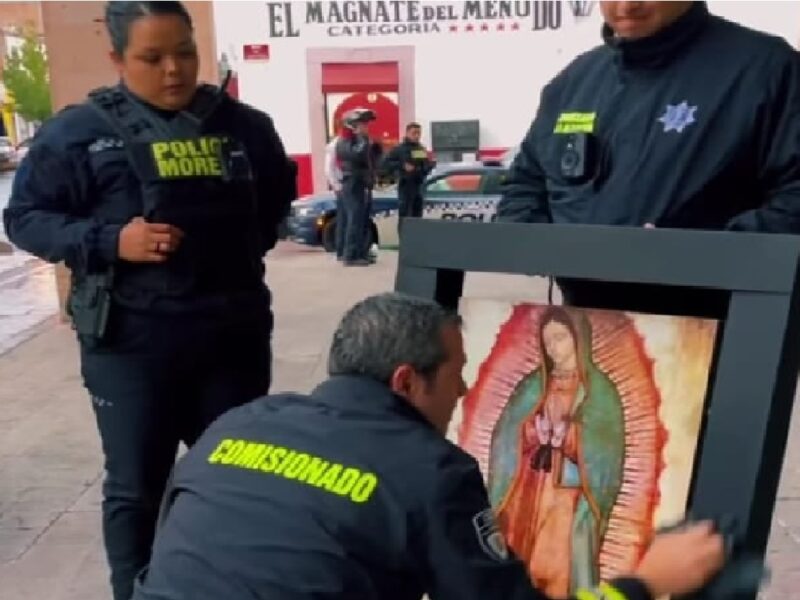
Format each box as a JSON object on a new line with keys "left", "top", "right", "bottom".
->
{"left": 455, "top": 301, "right": 718, "bottom": 599}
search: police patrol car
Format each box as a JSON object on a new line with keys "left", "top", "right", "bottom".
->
{"left": 287, "top": 160, "right": 511, "bottom": 250}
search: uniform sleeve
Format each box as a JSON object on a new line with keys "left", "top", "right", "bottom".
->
{"left": 726, "top": 49, "right": 800, "bottom": 233}
{"left": 2, "top": 136, "right": 122, "bottom": 273}
{"left": 421, "top": 454, "right": 653, "bottom": 600}
{"left": 253, "top": 114, "right": 297, "bottom": 253}
{"left": 496, "top": 85, "right": 555, "bottom": 224}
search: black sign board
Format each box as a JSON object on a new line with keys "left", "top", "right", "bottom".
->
{"left": 395, "top": 219, "right": 800, "bottom": 599}
{"left": 431, "top": 120, "right": 480, "bottom": 152}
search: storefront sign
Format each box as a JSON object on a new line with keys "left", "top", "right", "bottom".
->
{"left": 243, "top": 44, "right": 270, "bottom": 61}
{"left": 266, "top": 1, "right": 596, "bottom": 38}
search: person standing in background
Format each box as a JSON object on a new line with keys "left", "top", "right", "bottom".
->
{"left": 382, "top": 122, "right": 436, "bottom": 236}
{"left": 336, "top": 108, "right": 381, "bottom": 266}
{"left": 324, "top": 129, "right": 345, "bottom": 260}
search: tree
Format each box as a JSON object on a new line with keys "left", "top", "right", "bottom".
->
{"left": 2, "top": 29, "right": 52, "bottom": 123}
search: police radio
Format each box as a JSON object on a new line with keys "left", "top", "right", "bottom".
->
{"left": 559, "top": 132, "right": 597, "bottom": 184}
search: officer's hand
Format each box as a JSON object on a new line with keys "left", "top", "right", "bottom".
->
{"left": 634, "top": 521, "right": 726, "bottom": 597}
{"left": 404, "top": 162, "right": 415, "bottom": 173}
{"left": 118, "top": 217, "right": 184, "bottom": 263}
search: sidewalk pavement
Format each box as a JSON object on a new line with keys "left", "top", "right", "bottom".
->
{"left": 0, "top": 243, "right": 798, "bottom": 599}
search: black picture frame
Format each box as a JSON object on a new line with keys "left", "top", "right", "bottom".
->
{"left": 394, "top": 219, "right": 800, "bottom": 596}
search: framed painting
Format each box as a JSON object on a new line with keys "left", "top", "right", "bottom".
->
{"left": 455, "top": 300, "right": 718, "bottom": 596}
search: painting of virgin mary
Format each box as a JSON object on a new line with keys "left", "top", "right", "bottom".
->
{"left": 488, "top": 307, "right": 625, "bottom": 598}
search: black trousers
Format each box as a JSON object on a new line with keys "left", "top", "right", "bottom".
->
{"left": 334, "top": 190, "right": 346, "bottom": 258}
{"left": 80, "top": 304, "right": 272, "bottom": 600}
{"left": 397, "top": 181, "right": 424, "bottom": 236}
{"left": 342, "top": 177, "right": 371, "bottom": 262}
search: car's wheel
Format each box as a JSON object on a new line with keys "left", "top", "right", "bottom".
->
{"left": 322, "top": 218, "right": 337, "bottom": 253}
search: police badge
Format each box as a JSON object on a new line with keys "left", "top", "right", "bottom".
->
{"left": 472, "top": 508, "right": 509, "bottom": 562}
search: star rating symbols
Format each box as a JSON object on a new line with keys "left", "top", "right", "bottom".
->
{"left": 657, "top": 101, "right": 698, "bottom": 133}
{"left": 456, "top": 21, "right": 519, "bottom": 32}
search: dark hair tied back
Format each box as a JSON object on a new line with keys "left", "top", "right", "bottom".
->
{"left": 104, "top": 1, "right": 193, "bottom": 54}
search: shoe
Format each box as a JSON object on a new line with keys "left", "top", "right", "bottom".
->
{"left": 344, "top": 259, "right": 371, "bottom": 266}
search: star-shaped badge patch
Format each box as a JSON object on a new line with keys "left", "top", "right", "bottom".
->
{"left": 658, "top": 101, "right": 698, "bottom": 133}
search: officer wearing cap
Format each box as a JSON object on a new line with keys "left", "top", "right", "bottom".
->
{"left": 336, "top": 108, "right": 382, "bottom": 266}
{"left": 132, "top": 293, "right": 725, "bottom": 600}
{"left": 497, "top": 1, "right": 800, "bottom": 317}
{"left": 2, "top": 3, "right": 296, "bottom": 599}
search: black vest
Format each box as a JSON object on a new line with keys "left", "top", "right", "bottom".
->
{"left": 87, "top": 85, "right": 263, "bottom": 301}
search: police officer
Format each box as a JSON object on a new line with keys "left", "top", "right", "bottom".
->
{"left": 1, "top": 3, "right": 296, "bottom": 599}
{"left": 497, "top": 1, "right": 800, "bottom": 317}
{"left": 131, "top": 293, "right": 725, "bottom": 600}
{"left": 336, "top": 108, "right": 382, "bottom": 266}
{"left": 381, "top": 122, "right": 436, "bottom": 235}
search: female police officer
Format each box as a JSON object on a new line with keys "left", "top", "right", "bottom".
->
{"left": 2, "top": 3, "right": 296, "bottom": 599}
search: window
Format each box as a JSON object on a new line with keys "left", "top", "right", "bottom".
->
{"left": 425, "top": 172, "right": 482, "bottom": 194}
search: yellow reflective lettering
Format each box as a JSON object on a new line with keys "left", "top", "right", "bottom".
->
{"left": 184, "top": 139, "right": 202, "bottom": 158}
{"left": 207, "top": 439, "right": 233, "bottom": 464}
{"left": 298, "top": 457, "right": 329, "bottom": 484}
{"left": 157, "top": 159, "right": 180, "bottom": 178}
{"left": 221, "top": 440, "right": 245, "bottom": 465}
{"left": 207, "top": 157, "right": 222, "bottom": 176}
{"left": 170, "top": 141, "right": 188, "bottom": 158}
{"left": 152, "top": 142, "right": 170, "bottom": 161}
{"left": 257, "top": 445, "right": 274, "bottom": 471}
{"left": 193, "top": 157, "right": 210, "bottom": 176}
{"left": 315, "top": 464, "right": 343, "bottom": 490}
{"left": 349, "top": 473, "right": 378, "bottom": 503}
{"left": 263, "top": 447, "right": 286, "bottom": 472}
{"left": 234, "top": 443, "right": 265, "bottom": 469}
{"left": 178, "top": 157, "right": 193, "bottom": 176}
{"left": 283, "top": 454, "right": 311, "bottom": 479}
{"left": 274, "top": 450, "right": 297, "bottom": 475}
{"left": 208, "top": 138, "right": 223, "bottom": 155}
{"left": 331, "top": 468, "right": 361, "bottom": 496}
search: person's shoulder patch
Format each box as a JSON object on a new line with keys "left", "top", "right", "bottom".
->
{"left": 472, "top": 508, "right": 509, "bottom": 561}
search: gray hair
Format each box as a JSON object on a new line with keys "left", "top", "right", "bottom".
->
{"left": 328, "top": 293, "right": 462, "bottom": 385}
{"left": 105, "top": 1, "right": 193, "bottom": 55}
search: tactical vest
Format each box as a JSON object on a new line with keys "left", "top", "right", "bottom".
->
{"left": 87, "top": 84, "right": 263, "bottom": 300}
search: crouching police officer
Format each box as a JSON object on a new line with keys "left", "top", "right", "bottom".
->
{"left": 2, "top": 3, "right": 296, "bottom": 599}
{"left": 131, "top": 293, "right": 725, "bottom": 600}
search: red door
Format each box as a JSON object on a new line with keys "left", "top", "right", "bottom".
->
{"left": 331, "top": 92, "right": 399, "bottom": 151}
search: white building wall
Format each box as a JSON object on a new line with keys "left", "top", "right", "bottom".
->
{"left": 212, "top": 1, "right": 800, "bottom": 156}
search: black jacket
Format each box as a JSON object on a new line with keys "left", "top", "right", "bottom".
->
{"left": 381, "top": 138, "right": 435, "bottom": 188}
{"left": 497, "top": 2, "right": 800, "bottom": 233}
{"left": 131, "top": 376, "right": 652, "bottom": 600}
{"left": 2, "top": 85, "right": 295, "bottom": 314}
{"left": 335, "top": 133, "right": 383, "bottom": 187}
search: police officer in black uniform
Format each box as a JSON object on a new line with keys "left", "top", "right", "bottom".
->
{"left": 497, "top": 1, "right": 800, "bottom": 317}
{"left": 381, "top": 122, "right": 435, "bottom": 235}
{"left": 336, "top": 108, "right": 382, "bottom": 266}
{"left": 2, "top": 3, "right": 296, "bottom": 599}
{"left": 131, "top": 293, "right": 725, "bottom": 600}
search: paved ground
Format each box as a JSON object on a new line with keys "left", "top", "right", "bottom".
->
{"left": 0, "top": 243, "right": 798, "bottom": 599}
